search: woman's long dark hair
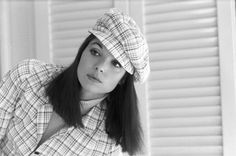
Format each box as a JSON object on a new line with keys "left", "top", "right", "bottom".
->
{"left": 45, "top": 34, "right": 143, "bottom": 155}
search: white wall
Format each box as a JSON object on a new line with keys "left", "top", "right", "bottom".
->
{"left": 0, "top": 0, "right": 36, "bottom": 77}
{"left": 0, "top": 1, "right": 2, "bottom": 78}
{"left": 1, "top": 1, "right": 236, "bottom": 156}
{"left": 9, "top": 0, "right": 36, "bottom": 64}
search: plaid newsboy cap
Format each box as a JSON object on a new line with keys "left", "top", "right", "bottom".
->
{"left": 89, "top": 8, "right": 150, "bottom": 83}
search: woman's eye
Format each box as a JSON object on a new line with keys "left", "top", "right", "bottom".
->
{"left": 112, "top": 60, "right": 122, "bottom": 68}
{"left": 90, "top": 49, "right": 101, "bottom": 56}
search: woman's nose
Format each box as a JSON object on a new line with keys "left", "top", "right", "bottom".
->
{"left": 95, "top": 61, "right": 106, "bottom": 73}
{"left": 95, "top": 66, "right": 104, "bottom": 73}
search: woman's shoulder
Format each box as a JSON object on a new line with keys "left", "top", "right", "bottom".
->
{"left": 13, "top": 59, "right": 65, "bottom": 82}
{"left": 18, "top": 59, "right": 64, "bottom": 74}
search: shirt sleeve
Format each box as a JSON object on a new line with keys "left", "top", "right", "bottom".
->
{"left": 0, "top": 60, "right": 30, "bottom": 141}
{"left": 110, "top": 150, "right": 123, "bottom": 156}
{"left": 108, "top": 145, "right": 123, "bottom": 156}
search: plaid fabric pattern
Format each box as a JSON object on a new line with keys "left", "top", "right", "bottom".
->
{"left": 89, "top": 8, "right": 150, "bottom": 83}
{"left": 0, "top": 59, "right": 121, "bottom": 156}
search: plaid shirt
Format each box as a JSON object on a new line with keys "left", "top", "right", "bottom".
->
{"left": 0, "top": 59, "right": 122, "bottom": 156}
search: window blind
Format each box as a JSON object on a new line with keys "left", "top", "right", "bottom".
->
{"left": 145, "top": 0, "right": 222, "bottom": 155}
{"left": 49, "top": 1, "right": 113, "bottom": 65}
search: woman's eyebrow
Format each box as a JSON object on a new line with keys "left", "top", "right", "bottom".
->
{"left": 91, "top": 42, "right": 103, "bottom": 49}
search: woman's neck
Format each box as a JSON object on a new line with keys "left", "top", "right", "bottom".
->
{"left": 80, "top": 90, "right": 107, "bottom": 101}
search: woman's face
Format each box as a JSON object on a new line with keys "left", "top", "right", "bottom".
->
{"left": 77, "top": 37, "right": 126, "bottom": 100}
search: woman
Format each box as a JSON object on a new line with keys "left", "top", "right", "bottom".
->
{"left": 0, "top": 8, "right": 150, "bottom": 155}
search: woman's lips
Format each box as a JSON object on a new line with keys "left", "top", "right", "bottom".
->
{"left": 87, "top": 74, "right": 102, "bottom": 83}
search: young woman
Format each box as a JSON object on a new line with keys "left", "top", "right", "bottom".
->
{"left": 0, "top": 8, "right": 150, "bottom": 155}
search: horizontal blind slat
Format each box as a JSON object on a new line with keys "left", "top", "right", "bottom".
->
{"left": 52, "top": 30, "right": 88, "bottom": 41}
{"left": 53, "top": 48, "right": 78, "bottom": 57}
{"left": 146, "top": 8, "right": 216, "bottom": 23}
{"left": 151, "top": 136, "right": 222, "bottom": 146}
{"left": 149, "top": 67, "right": 219, "bottom": 80}
{"left": 150, "top": 146, "right": 222, "bottom": 155}
{"left": 52, "top": 19, "right": 96, "bottom": 31}
{"left": 51, "top": 1, "right": 112, "bottom": 13}
{"left": 150, "top": 126, "right": 222, "bottom": 137}
{"left": 149, "top": 37, "right": 218, "bottom": 51}
{"left": 150, "top": 116, "right": 221, "bottom": 128}
{"left": 150, "top": 47, "right": 218, "bottom": 61}
{"left": 146, "top": 17, "right": 217, "bottom": 33}
{"left": 52, "top": 38, "right": 85, "bottom": 49}
{"left": 146, "top": 0, "right": 178, "bottom": 5}
{"left": 148, "top": 17, "right": 217, "bottom": 35}
{"left": 149, "top": 77, "right": 219, "bottom": 90}
{"left": 146, "top": 0, "right": 215, "bottom": 14}
{"left": 53, "top": 57, "right": 75, "bottom": 66}
{"left": 147, "top": 28, "right": 217, "bottom": 42}
{"left": 51, "top": 9, "right": 107, "bottom": 23}
{"left": 150, "top": 106, "right": 221, "bottom": 118}
{"left": 149, "top": 96, "right": 220, "bottom": 108}
{"left": 150, "top": 57, "right": 219, "bottom": 70}
{"left": 149, "top": 87, "right": 220, "bottom": 99}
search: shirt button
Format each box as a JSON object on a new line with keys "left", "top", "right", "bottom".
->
{"left": 34, "top": 151, "right": 40, "bottom": 154}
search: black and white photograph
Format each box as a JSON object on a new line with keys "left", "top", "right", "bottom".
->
{"left": 0, "top": 0, "right": 236, "bottom": 156}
